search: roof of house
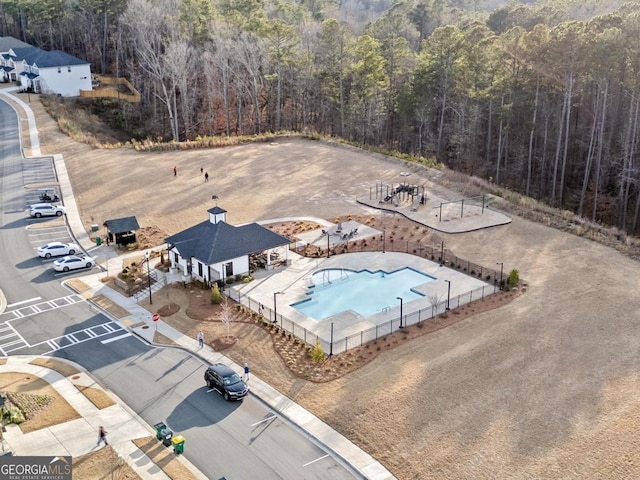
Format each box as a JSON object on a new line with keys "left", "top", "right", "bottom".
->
{"left": 10, "top": 47, "right": 89, "bottom": 68}
{"left": 0, "top": 36, "right": 32, "bottom": 52}
{"left": 104, "top": 216, "right": 140, "bottom": 233}
{"left": 166, "top": 220, "right": 290, "bottom": 265}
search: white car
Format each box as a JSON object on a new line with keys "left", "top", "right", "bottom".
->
{"left": 37, "top": 242, "right": 80, "bottom": 258}
{"left": 29, "top": 203, "right": 66, "bottom": 218}
{"left": 53, "top": 255, "right": 95, "bottom": 272}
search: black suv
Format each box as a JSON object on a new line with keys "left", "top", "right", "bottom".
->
{"left": 204, "top": 364, "right": 249, "bottom": 401}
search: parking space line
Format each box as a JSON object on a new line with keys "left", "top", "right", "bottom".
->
{"left": 101, "top": 333, "right": 132, "bottom": 344}
{"left": 251, "top": 415, "right": 276, "bottom": 427}
{"left": 302, "top": 454, "right": 329, "bottom": 467}
{"left": 6, "top": 297, "right": 41, "bottom": 308}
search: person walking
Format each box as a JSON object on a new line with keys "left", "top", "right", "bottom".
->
{"left": 244, "top": 363, "right": 250, "bottom": 381}
{"left": 97, "top": 426, "right": 108, "bottom": 446}
{"left": 200, "top": 167, "right": 203, "bottom": 174}
{"left": 197, "top": 331, "right": 204, "bottom": 348}
{"left": 204, "top": 171, "right": 209, "bottom": 182}
{"left": 173, "top": 166, "right": 177, "bottom": 176}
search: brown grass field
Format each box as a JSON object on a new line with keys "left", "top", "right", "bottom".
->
{"left": 20, "top": 94, "right": 640, "bottom": 479}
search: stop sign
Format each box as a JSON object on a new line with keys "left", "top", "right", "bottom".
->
{"left": 152, "top": 313, "right": 160, "bottom": 322}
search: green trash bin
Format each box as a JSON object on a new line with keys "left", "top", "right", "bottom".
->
{"left": 96, "top": 235, "right": 102, "bottom": 246}
{"left": 153, "top": 422, "right": 166, "bottom": 440}
{"left": 172, "top": 435, "right": 185, "bottom": 454}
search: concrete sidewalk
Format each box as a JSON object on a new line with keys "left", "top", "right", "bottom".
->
{"left": 0, "top": 356, "right": 206, "bottom": 480}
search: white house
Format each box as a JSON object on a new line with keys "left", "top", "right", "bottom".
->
{"left": 165, "top": 207, "right": 291, "bottom": 285}
{"left": 16, "top": 48, "right": 91, "bottom": 97}
{"left": 0, "top": 38, "right": 92, "bottom": 97}
{"left": 0, "top": 36, "right": 31, "bottom": 82}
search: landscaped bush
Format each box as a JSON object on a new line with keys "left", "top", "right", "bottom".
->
{"left": 507, "top": 269, "right": 520, "bottom": 290}
{"left": 210, "top": 283, "right": 223, "bottom": 304}
{"left": 311, "top": 338, "right": 325, "bottom": 362}
{"left": 2, "top": 406, "right": 25, "bottom": 424}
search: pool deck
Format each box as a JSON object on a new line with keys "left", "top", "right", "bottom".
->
{"left": 235, "top": 250, "right": 493, "bottom": 348}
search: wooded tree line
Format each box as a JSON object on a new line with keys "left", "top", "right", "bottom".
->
{"left": 1, "top": 0, "right": 640, "bottom": 233}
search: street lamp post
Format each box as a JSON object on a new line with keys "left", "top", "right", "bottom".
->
{"left": 273, "top": 291, "right": 283, "bottom": 324}
{"left": 145, "top": 251, "right": 152, "bottom": 305}
{"left": 396, "top": 297, "right": 404, "bottom": 328}
{"left": 444, "top": 280, "right": 451, "bottom": 311}
{"left": 496, "top": 262, "right": 504, "bottom": 290}
{"left": 327, "top": 232, "right": 330, "bottom": 258}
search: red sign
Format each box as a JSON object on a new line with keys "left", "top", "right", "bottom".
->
{"left": 152, "top": 313, "right": 160, "bottom": 322}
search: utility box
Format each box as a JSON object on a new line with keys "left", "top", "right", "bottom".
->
{"left": 91, "top": 224, "right": 99, "bottom": 232}
{"left": 172, "top": 435, "right": 185, "bottom": 454}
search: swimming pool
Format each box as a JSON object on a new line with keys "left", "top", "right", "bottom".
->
{"left": 291, "top": 267, "right": 435, "bottom": 320}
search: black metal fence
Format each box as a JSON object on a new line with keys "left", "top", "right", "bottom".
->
{"left": 227, "top": 240, "right": 507, "bottom": 355}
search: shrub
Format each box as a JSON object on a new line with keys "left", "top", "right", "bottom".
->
{"left": 242, "top": 275, "right": 253, "bottom": 283}
{"left": 225, "top": 277, "right": 234, "bottom": 285}
{"left": 2, "top": 406, "right": 25, "bottom": 424}
{"left": 311, "top": 338, "right": 325, "bottom": 362}
{"left": 506, "top": 269, "right": 520, "bottom": 289}
{"left": 210, "top": 283, "right": 223, "bottom": 304}
{"left": 235, "top": 274, "right": 242, "bottom": 282}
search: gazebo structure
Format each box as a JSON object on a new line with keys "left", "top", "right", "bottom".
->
{"left": 104, "top": 216, "right": 140, "bottom": 246}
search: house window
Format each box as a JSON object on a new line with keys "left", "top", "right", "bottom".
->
{"left": 198, "top": 262, "right": 203, "bottom": 277}
{"left": 57, "top": 67, "right": 61, "bottom": 73}
{"left": 173, "top": 252, "right": 178, "bottom": 263}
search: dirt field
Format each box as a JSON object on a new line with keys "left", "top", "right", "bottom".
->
{"left": 26, "top": 96, "right": 640, "bottom": 479}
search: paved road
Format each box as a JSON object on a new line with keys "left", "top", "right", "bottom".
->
{"left": 0, "top": 98, "right": 358, "bottom": 479}
{"left": 57, "top": 338, "right": 354, "bottom": 480}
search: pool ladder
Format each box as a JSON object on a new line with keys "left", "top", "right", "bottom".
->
{"left": 322, "top": 268, "right": 349, "bottom": 286}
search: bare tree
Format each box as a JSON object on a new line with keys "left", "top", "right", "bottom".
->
{"left": 121, "top": 0, "right": 181, "bottom": 141}
{"left": 217, "top": 297, "right": 234, "bottom": 340}
{"left": 428, "top": 293, "right": 443, "bottom": 318}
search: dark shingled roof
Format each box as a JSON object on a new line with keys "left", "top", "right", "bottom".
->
{"left": 208, "top": 206, "right": 227, "bottom": 215}
{"left": 10, "top": 47, "right": 88, "bottom": 67}
{"left": 104, "top": 216, "right": 140, "bottom": 234}
{"left": 0, "top": 37, "right": 32, "bottom": 52}
{"left": 165, "top": 220, "right": 290, "bottom": 265}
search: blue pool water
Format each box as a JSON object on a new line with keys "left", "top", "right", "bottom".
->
{"left": 291, "top": 267, "right": 435, "bottom": 320}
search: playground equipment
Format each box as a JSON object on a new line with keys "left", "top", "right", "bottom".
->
{"left": 371, "top": 182, "right": 427, "bottom": 210}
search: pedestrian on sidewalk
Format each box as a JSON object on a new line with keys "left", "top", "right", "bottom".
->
{"left": 200, "top": 167, "right": 203, "bottom": 174}
{"left": 204, "top": 171, "right": 209, "bottom": 182}
{"left": 197, "top": 331, "right": 204, "bottom": 348}
{"left": 173, "top": 165, "right": 177, "bottom": 176}
{"left": 97, "top": 426, "right": 108, "bottom": 446}
{"left": 244, "top": 363, "right": 250, "bottom": 381}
